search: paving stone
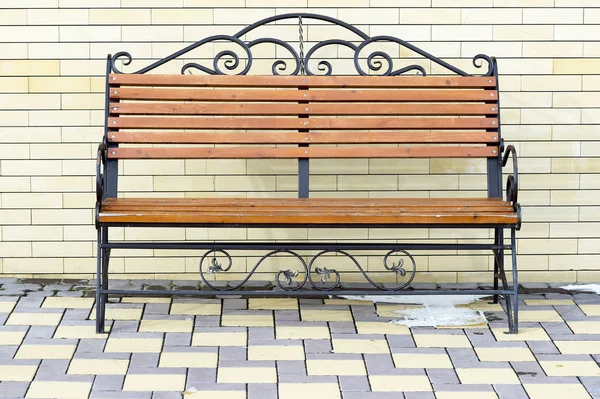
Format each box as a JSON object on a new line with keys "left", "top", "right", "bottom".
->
{"left": 386, "top": 334, "right": 416, "bottom": 348}
{"left": 511, "top": 361, "right": 545, "bottom": 378}
{"left": 186, "top": 368, "right": 216, "bottom": 384}
{"left": 299, "top": 299, "right": 323, "bottom": 305}
{"left": 110, "top": 321, "right": 140, "bottom": 333}
{"left": 26, "top": 291, "right": 55, "bottom": 298}
{"left": 62, "top": 309, "right": 92, "bottom": 320}
{"left": 76, "top": 339, "right": 108, "bottom": 353}
{"left": 329, "top": 322, "right": 356, "bottom": 334}
{"left": 248, "top": 383, "right": 277, "bottom": 399}
{"left": 93, "top": 375, "right": 125, "bottom": 391}
{"left": 222, "top": 299, "right": 247, "bottom": 310}
{"left": 494, "top": 384, "right": 529, "bottom": 399}
{"left": 143, "top": 304, "right": 170, "bottom": 315}
{"left": 25, "top": 326, "right": 57, "bottom": 340}
{"left": 0, "top": 290, "right": 25, "bottom": 297}
{"left": 0, "top": 346, "right": 18, "bottom": 359}
{"left": 3, "top": 284, "right": 42, "bottom": 292}
{"left": 426, "top": 368, "right": 460, "bottom": 384}
{"left": 0, "top": 381, "right": 30, "bottom": 398}
{"left": 446, "top": 348, "right": 479, "bottom": 366}
{"left": 130, "top": 353, "right": 159, "bottom": 368}
{"left": 304, "top": 339, "right": 332, "bottom": 354}
{"left": 527, "top": 341, "right": 560, "bottom": 355}
{"left": 541, "top": 322, "right": 573, "bottom": 336}
{"left": 163, "top": 333, "right": 191, "bottom": 347}
{"left": 274, "top": 310, "right": 300, "bottom": 322}
{"left": 466, "top": 329, "right": 498, "bottom": 343}
{"left": 194, "top": 316, "right": 221, "bottom": 327}
{"left": 344, "top": 392, "right": 406, "bottom": 399}
{"left": 151, "top": 392, "right": 182, "bottom": 399}
{"left": 580, "top": 377, "right": 600, "bottom": 397}
{"left": 90, "top": 391, "right": 152, "bottom": 399}
{"left": 339, "top": 375, "right": 370, "bottom": 391}
{"left": 56, "top": 290, "right": 84, "bottom": 297}
{"left": 277, "top": 360, "right": 306, "bottom": 376}
{"left": 248, "top": 327, "right": 275, "bottom": 341}
{"left": 218, "top": 346, "right": 247, "bottom": 361}
{"left": 37, "top": 359, "right": 69, "bottom": 376}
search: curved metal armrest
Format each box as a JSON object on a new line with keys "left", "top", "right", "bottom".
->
{"left": 502, "top": 145, "right": 520, "bottom": 230}
{"left": 95, "top": 142, "right": 107, "bottom": 228}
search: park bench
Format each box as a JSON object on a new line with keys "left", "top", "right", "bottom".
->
{"left": 94, "top": 13, "right": 521, "bottom": 334}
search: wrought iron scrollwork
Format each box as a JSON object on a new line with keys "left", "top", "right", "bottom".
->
{"left": 198, "top": 248, "right": 417, "bottom": 292}
{"left": 109, "top": 13, "right": 494, "bottom": 77}
{"left": 95, "top": 142, "right": 106, "bottom": 229}
{"left": 501, "top": 144, "right": 521, "bottom": 230}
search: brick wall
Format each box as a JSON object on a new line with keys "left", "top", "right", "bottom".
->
{"left": 0, "top": 0, "right": 599, "bottom": 284}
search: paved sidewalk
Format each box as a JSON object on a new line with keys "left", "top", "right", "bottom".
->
{"left": 1, "top": 279, "right": 599, "bottom": 398}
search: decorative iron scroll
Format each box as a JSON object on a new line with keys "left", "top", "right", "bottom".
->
{"left": 110, "top": 13, "right": 494, "bottom": 77}
{"left": 198, "top": 248, "right": 417, "bottom": 291}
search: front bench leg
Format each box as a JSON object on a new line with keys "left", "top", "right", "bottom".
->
{"left": 502, "top": 144, "right": 520, "bottom": 333}
{"left": 95, "top": 143, "right": 107, "bottom": 333}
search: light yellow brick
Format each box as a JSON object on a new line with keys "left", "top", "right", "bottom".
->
{"left": 1, "top": 160, "right": 61, "bottom": 176}
{"left": 338, "top": 175, "right": 397, "bottom": 191}
{"left": 551, "top": 223, "right": 600, "bottom": 238}
{"left": 521, "top": 109, "right": 580, "bottom": 125}
{"left": 27, "top": 8, "right": 88, "bottom": 24}
{"left": 552, "top": 190, "right": 600, "bottom": 206}
{"left": 583, "top": 76, "right": 600, "bottom": 91}
{"left": 89, "top": 9, "right": 151, "bottom": 25}
{"left": 0, "top": 176, "right": 29, "bottom": 192}
{"left": 154, "top": 176, "right": 214, "bottom": 192}
{"left": 525, "top": 206, "right": 579, "bottom": 222}
{"left": 122, "top": 26, "right": 183, "bottom": 42}
{"left": 31, "top": 209, "right": 91, "bottom": 225}
{"left": 498, "top": 59, "right": 553, "bottom": 75}
{"left": 550, "top": 255, "right": 600, "bottom": 271}
{"left": 0, "top": 60, "right": 59, "bottom": 77}
{"left": 215, "top": 176, "right": 275, "bottom": 192}
{"left": 3, "top": 226, "right": 62, "bottom": 242}
{"left": 152, "top": 9, "right": 213, "bottom": 24}
{"left": 0, "top": 9, "right": 26, "bottom": 24}
{"left": 0, "top": 210, "right": 31, "bottom": 225}
{"left": 554, "top": 92, "right": 600, "bottom": 108}
{"left": 206, "top": 159, "right": 247, "bottom": 175}
{"left": 31, "top": 177, "right": 91, "bottom": 193}
{"left": 0, "top": 26, "right": 58, "bottom": 43}
{"left": 433, "top": 25, "right": 492, "bottom": 41}
{"left": 493, "top": 25, "right": 554, "bottom": 41}
{"left": 583, "top": 109, "right": 600, "bottom": 124}
{"left": 581, "top": 174, "right": 600, "bottom": 189}
{"left": 522, "top": 76, "right": 581, "bottom": 92}
{"left": 555, "top": 25, "right": 599, "bottom": 41}
{"left": 0, "top": 94, "right": 60, "bottom": 110}
{"left": 553, "top": 125, "right": 598, "bottom": 141}
{"left": 59, "top": 26, "right": 121, "bottom": 42}
{"left": 124, "top": 0, "right": 183, "bottom": 5}
{"left": 584, "top": 42, "right": 600, "bottom": 57}
{"left": 61, "top": 94, "right": 103, "bottom": 110}
{"left": 368, "top": 159, "right": 429, "bottom": 174}
{"left": 29, "top": 110, "right": 90, "bottom": 127}
{"left": 502, "top": 92, "right": 551, "bottom": 108}
{"left": 125, "top": 258, "right": 186, "bottom": 273}
{"left": 524, "top": 8, "right": 583, "bottom": 24}
{"left": 28, "top": 43, "right": 90, "bottom": 60}
{"left": 461, "top": 42, "right": 522, "bottom": 58}
{"left": 29, "top": 77, "right": 90, "bottom": 93}
{"left": 338, "top": 8, "right": 399, "bottom": 24}
{"left": 33, "top": 242, "right": 92, "bottom": 257}
{"left": 400, "top": 9, "right": 460, "bottom": 24}
{"left": 555, "top": 59, "right": 600, "bottom": 75}
{"left": 462, "top": 8, "right": 522, "bottom": 24}
{"left": 0, "top": 77, "right": 28, "bottom": 93}
{"left": 0, "top": 143, "right": 29, "bottom": 159}
{"left": 2, "top": 193, "right": 62, "bottom": 209}
{"left": 30, "top": 144, "right": 91, "bottom": 160}
{"left": 553, "top": 159, "right": 600, "bottom": 173}
{"left": 0, "top": 242, "right": 32, "bottom": 258}
{"left": 2, "top": 258, "right": 63, "bottom": 274}
{"left": 519, "top": 239, "right": 578, "bottom": 255}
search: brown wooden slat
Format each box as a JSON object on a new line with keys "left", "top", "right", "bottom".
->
{"left": 102, "top": 198, "right": 507, "bottom": 206}
{"left": 110, "top": 74, "right": 497, "bottom": 88}
{"left": 107, "top": 146, "right": 497, "bottom": 159}
{"left": 98, "top": 211, "right": 518, "bottom": 225}
{"left": 110, "top": 88, "right": 498, "bottom": 102}
{"left": 109, "top": 131, "right": 499, "bottom": 145}
{"left": 109, "top": 117, "right": 497, "bottom": 130}
{"left": 110, "top": 102, "right": 498, "bottom": 116}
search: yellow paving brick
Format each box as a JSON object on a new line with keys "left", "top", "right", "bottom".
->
{"left": 248, "top": 345, "right": 305, "bottom": 361}
{"left": 42, "top": 297, "right": 94, "bottom": 309}
{"left": 392, "top": 353, "right": 453, "bottom": 369}
{"left": 276, "top": 326, "right": 330, "bottom": 340}
{"left": 333, "top": 339, "right": 389, "bottom": 354}
{"left": 26, "top": 381, "right": 92, "bottom": 399}
{"left": 89, "top": 308, "right": 142, "bottom": 321}
{"left": 221, "top": 314, "right": 273, "bottom": 327}
{"left": 105, "top": 338, "right": 163, "bottom": 353}
{"left": 356, "top": 322, "right": 410, "bottom": 335}
{"left": 0, "top": 301, "right": 17, "bottom": 313}
{"left": 491, "top": 327, "right": 550, "bottom": 341}
{"left": 0, "top": 365, "right": 37, "bottom": 381}
{"left": 301, "top": 309, "right": 353, "bottom": 322}
{"left": 524, "top": 383, "right": 592, "bottom": 399}
{"left": 192, "top": 332, "right": 246, "bottom": 347}
{"left": 279, "top": 383, "right": 341, "bottom": 399}
{"left": 540, "top": 361, "right": 600, "bottom": 377}
{"left": 520, "top": 309, "right": 563, "bottom": 323}
{"left": 524, "top": 299, "right": 575, "bottom": 306}
{"left": 16, "top": 344, "right": 76, "bottom": 360}
{"left": 249, "top": 298, "right": 298, "bottom": 310}
{"left": 457, "top": 368, "right": 520, "bottom": 384}
{"left": 68, "top": 359, "right": 129, "bottom": 375}
{"left": 475, "top": 347, "right": 535, "bottom": 362}
{"left": 170, "top": 303, "right": 221, "bottom": 315}
{"left": 324, "top": 299, "right": 371, "bottom": 306}
{"left": 121, "top": 297, "right": 172, "bottom": 304}
{"left": 6, "top": 313, "right": 62, "bottom": 326}
{"left": 124, "top": 374, "right": 185, "bottom": 391}
{"left": 555, "top": 341, "right": 600, "bottom": 355}
{"left": 139, "top": 319, "right": 193, "bottom": 333}
{"left": 414, "top": 334, "right": 471, "bottom": 348}
{"left": 568, "top": 322, "right": 600, "bottom": 335}
{"left": 369, "top": 375, "right": 432, "bottom": 392}
{"left": 185, "top": 391, "right": 244, "bottom": 399}
{"left": 159, "top": 352, "right": 217, "bottom": 368}
{"left": 579, "top": 305, "right": 600, "bottom": 316}
{"left": 307, "top": 359, "right": 366, "bottom": 376}
{"left": 217, "top": 367, "right": 277, "bottom": 383}
{"left": 54, "top": 325, "right": 109, "bottom": 339}
{"left": 0, "top": 330, "right": 25, "bottom": 345}
{"left": 436, "top": 393, "right": 498, "bottom": 399}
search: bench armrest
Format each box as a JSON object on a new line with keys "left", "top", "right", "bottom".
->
{"left": 501, "top": 144, "right": 521, "bottom": 229}
{"left": 95, "top": 142, "right": 106, "bottom": 229}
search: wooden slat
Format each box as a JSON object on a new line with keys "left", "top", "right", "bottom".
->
{"left": 110, "top": 87, "right": 497, "bottom": 102}
{"left": 107, "top": 146, "right": 497, "bottom": 159}
{"left": 98, "top": 211, "right": 518, "bottom": 225}
{"left": 103, "top": 198, "right": 507, "bottom": 206}
{"left": 110, "top": 102, "right": 498, "bottom": 116}
{"left": 109, "top": 117, "right": 497, "bottom": 130}
{"left": 109, "top": 131, "right": 499, "bottom": 144}
{"left": 110, "top": 74, "right": 497, "bottom": 88}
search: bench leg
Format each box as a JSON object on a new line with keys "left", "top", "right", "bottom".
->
{"left": 492, "top": 228, "right": 503, "bottom": 304}
{"left": 510, "top": 227, "right": 519, "bottom": 334}
{"left": 95, "top": 228, "right": 104, "bottom": 334}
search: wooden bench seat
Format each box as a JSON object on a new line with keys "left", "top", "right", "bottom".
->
{"left": 99, "top": 198, "right": 518, "bottom": 226}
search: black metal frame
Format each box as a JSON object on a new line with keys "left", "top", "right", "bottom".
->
{"left": 95, "top": 13, "right": 521, "bottom": 335}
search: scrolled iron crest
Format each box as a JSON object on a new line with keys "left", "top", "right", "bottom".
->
{"left": 109, "top": 13, "right": 494, "bottom": 77}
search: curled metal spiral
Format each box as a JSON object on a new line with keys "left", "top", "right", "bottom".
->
{"left": 108, "top": 13, "right": 494, "bottom": 77}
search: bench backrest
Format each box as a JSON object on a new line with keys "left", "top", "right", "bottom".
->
{"left": 104, "top": 74, "right": 502, "bottom": 199}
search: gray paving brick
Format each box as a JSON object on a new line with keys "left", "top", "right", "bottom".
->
{"left": 93, "top": 375, "right": 125, "bottom": 391}
{"left": 274, "top": 310, "right": 300, "bottom": 321}
{"left": 37, "top": 359, "right": 69, "bottom": 375}
{"left": 248, "top": 327, "right": 275, "bottom": 341}
{"left": 61, "top": 309, "right": 92, "bottom": 321}
{"left": 110, "top": 321, "right": 140, "bottom": 333}
{"left": 76, "top": 339, "right": 107, "bottom": 353}
{"left": 129, "top": 353, "right": 159, "bottom": 368}
{"left": 277, "top": 360, "right": 306, "bottom": 375}
{"left": 385, "top": 334, "right": 415, "bottom": 348}
{"left": 0, "top": 290, "right": 25, "bottom": 297}
{"left": 143, "top": 304, "right": 171, "bottom": 315}
{"left": 0, "top": 346, "right": 19, "bottom": 359}
{"left": 218, "top": 346, "right": 247, "bottom": 361}
{"left": 299, "top": 299, "right": 323, "bottom": 305}
{"left": 511, "top": 361, "right": 545, "bottom": 378}
{"left": 163, "top": 333, "right": 191, "bottom": 347}
{"left": 303, "top": 339, "right": 332, "bottom": 354}
{"left": 465, "top": 329, "right": 497, "bottom": 343}
{"left": 527, "top": 340, "right": 559, "bottom": 355}
{"left": 26, "top": 291, "right": 55, "bottom": 298}
{"left": 186, "top": 368, "right": 216, "bottom": 385}
{"left": 581, "top": 377, "right": 600, "bottom": 398}
{"left": 329, "top": 322, "right": 356, "bottom": 334}
{"left": 24, "top": 325, "right": 57, "bottom": 340}
{"left": 222, "top": 299, "right": 247, "bottom": 310}
{"left": 90, "top": 392, "right": 152, "bottom": 399}
{"left": 447, "top": 348, "right": 479, "bottom": 367}
{"left": 56, "top": 290, "right": 84, "bottom": 297}
{"left": 248, "top": 383, "right": 277, "bottom": 399}
{"left": 494, "top": 384, "right": 529, "bottom": 399}
{"left": 427, "top": 368, "right": 459, "bottom": 384}
{"left": 339, "top": 376, "right": 370, "bottom": 391}
{"left": 151, "top": 393, "right": 182, "bottom": 399}
{"left": 344, "top": 392, "right": 405, "bottom": 399}
{"left": 128, "top": 367, "right": 186, "bottom": 375}
{"left": 542, "top": 322, "right": 573, "bottom": 336}
{"left": 34, "top": 374, "right": 94, "bottom": 383}
{"left": 0, "top": 382, "right": 29, "bottom": 398}
{"left": 194, "top": 316, "right": 220, "bottom": 327}
{"left": 278, "top": 375, "right": 337, "bottom": 383}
